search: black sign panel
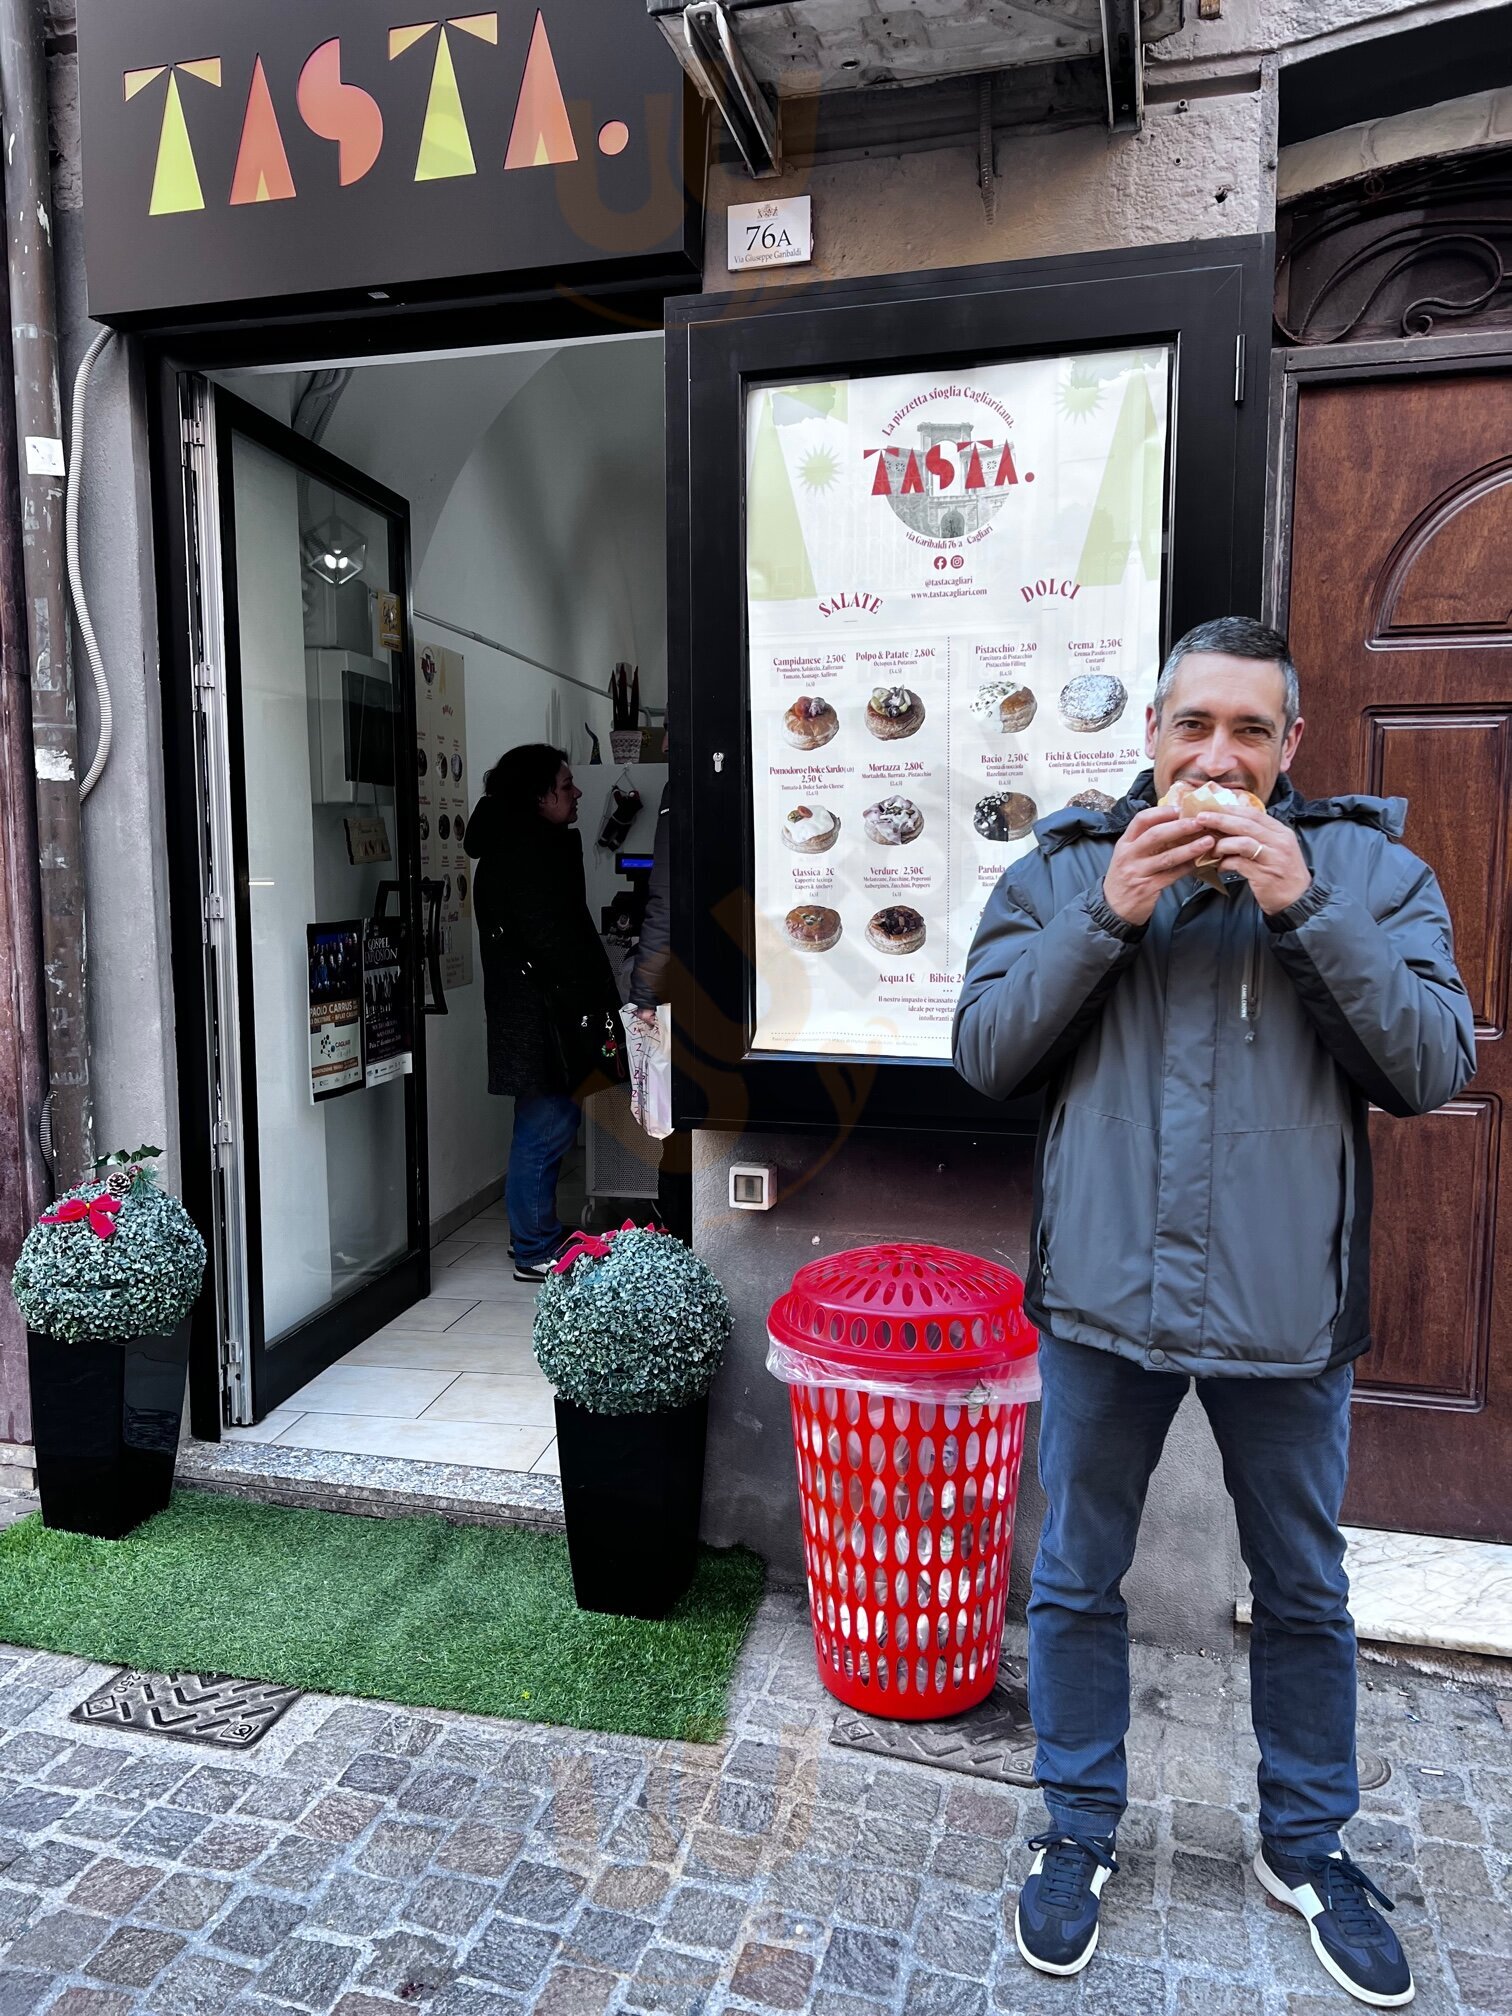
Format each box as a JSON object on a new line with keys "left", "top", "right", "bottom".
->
{"left": 78, "top": 0, "right": 701, "bottom": 325}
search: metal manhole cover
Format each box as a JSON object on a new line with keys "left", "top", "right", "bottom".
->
{"left": 71, "top": 1670, "right": 302, "bottom": 1750}
{"left": 829, "top": 1656, "right": 1038, "bottom": 1786}
{"left": 1358, "top": 1751, "right": 1391, "bottom": 1791}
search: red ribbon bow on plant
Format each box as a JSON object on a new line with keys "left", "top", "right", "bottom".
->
{"left": 551, "top": 1218, "right": 662, "bottom": 1275}
{"left": 38, "top": 1194, "right": 122, "bottom": 1240}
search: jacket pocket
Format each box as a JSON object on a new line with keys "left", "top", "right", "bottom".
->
{"left": 1202, "top": 1123, "right": 1348, "bottom": 1359}
{"left": 1041, "top": 1102, "right": 1158, "bottom": 1345}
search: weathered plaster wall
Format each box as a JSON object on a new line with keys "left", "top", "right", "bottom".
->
{"left": 52, "top": 238, "right": 180, "bottom": 1192}
{"left": 706, "top": 87, "right": 1274, "bottom": 292}
{"left": 43, "top": 5, "right": 180, "bottom": 1193}
{"left": 1152, "top": 0, "right": 1498, "bottom": 65}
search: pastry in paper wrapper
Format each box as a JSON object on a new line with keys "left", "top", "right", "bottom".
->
{"left": 1160, "top": 780, "right": 1267, "bottom": 890}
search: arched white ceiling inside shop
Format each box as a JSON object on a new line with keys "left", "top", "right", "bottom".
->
{"left": 310, "top": 349, "right": 554, "bottom": 573}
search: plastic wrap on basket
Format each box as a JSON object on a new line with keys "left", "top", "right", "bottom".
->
{"left": 765, "top": 1334, "right": 1040, "bottom": 1406}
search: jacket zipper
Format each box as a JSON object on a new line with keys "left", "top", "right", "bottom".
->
{"left": 1239, "top": 919, "right": 1263, "bottom": 1042}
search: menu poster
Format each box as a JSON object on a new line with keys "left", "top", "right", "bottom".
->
{"left": 308, "top": 922, "right": 363, "bottom": 1101}
{"left": 747, "top": 347, "right": 1171, "bottom": 1059}
{"left": 361, "top": 918, "right": 413, "bottom": 1089}
{"left": 415, "top": 641, "right": 475, "bottom": 992}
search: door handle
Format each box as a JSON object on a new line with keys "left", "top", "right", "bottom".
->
{"left": 373, "top": 879, "right": 447, "bottom": 1016}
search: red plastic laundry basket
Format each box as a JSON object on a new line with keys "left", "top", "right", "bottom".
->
{"left": 768, "top": 1243, "right": 1039, "bottom": 1720}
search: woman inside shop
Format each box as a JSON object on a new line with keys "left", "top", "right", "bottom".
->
{"left": 465, "top": 744, "right": 622, "bottom": 1282}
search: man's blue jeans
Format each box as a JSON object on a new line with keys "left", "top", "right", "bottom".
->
{"left": 507, "top": 1094, "right": 580, "bottom": 1265}
{"left": 1030, "top": 1333, "right": 1357, "bottom": 1859}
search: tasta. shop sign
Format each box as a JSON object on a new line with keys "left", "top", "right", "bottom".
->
{"left": 77, "top": 0, "right": 699, "bottom": 324}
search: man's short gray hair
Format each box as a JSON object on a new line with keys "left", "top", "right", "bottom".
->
{"left": 1154, "top": 617, "right": 1301, "bottom": 734}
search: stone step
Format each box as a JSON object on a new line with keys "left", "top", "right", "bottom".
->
{"left": 175, "top": 1436, "right": 565, "bottom": 1532}
{"left": 1237, "top": 1523, "right": 1512, "bottom": 1660}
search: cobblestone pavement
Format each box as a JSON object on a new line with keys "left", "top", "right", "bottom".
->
{"left": 0, "top": 1573, "right": 1510, "bottom": 2016}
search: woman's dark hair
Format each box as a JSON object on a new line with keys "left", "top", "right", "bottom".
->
{"left": 483, "top": 743, "right": 568, "bottom": 815}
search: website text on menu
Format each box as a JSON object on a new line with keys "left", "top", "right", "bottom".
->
{"left": 747, "top": 347, "right": 1172, "bottom": 1059}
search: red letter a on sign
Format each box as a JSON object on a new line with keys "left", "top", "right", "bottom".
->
{"left": 231, "top": 58, "right": 296, "bottom": 204}
{"left": 504, "top": 12, "right": 578, "bottom": 168}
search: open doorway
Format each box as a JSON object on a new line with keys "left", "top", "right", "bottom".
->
{"left": 193, "top": 330, "right": 670, "bottom": 1476}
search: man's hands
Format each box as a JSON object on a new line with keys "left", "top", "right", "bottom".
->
{"left": 1101, "top": 804, "right": 1313, "bottom": 927}
{"left": 1190, "top": 804, "right": 1312, "bottom": 915}
{"left": 1102, "top": 809, "right": 1223, "bottom": 927}
{"left": 634, "top": 1005, "right": 659, "bottom": 1027}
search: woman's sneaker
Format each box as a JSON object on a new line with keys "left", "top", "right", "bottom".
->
{"left": 1254, "top": 1844, "right": 1414, "bottom": 2007}
{"left": 1014, "top": 1832, "right": 1118, "bottom": 1976}
{"left": 512, "top": 1233, "right": 579, "bottom": 1284}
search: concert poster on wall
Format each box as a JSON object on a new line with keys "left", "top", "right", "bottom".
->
{"left": 415, "top": 640, "right": 474, "bottom": 993}
{"left": 307, "top": 922, "right": 363, "bottom": 1101}
{"left": 745, "top": 345, "right": 1172, "bottom": 1060}
{"left": 361, "top": 918, "right": 413, "bottom": 1089}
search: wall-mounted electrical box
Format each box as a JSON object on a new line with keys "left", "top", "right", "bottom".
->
{"left": 729, "top": 1163, "right": 778, "bottom": 1211}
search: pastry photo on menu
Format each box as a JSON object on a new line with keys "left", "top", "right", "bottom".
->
{"left": 970, "top": 678, "right": 1037, "bottom": 733}
{"left": 863, "top": 795, "right": 924, "bottom": 845}
{"left": 1066, "top": 787, "right": 1118, "bottom": 813}
{"left": 974, "top": 791, "right": 1039, "bottom": 843}
{"left": 781, "top": 804, "right": 841, "bottom": 854}
{"left": 867, "top": 905, "right": 926, "bottom": 955}
{"left": 1059, "top": 672, "right": 1128, "bottom": 732}
{"left": 784, "top": 695, "right": 839, "bottom": 750}
{"left": 864, "top": 686, "right": 926, "bottom": 740}
{"left": 785, "top": 904, "right": 842, "bottom": 952}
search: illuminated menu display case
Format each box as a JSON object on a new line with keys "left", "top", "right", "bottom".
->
{"left": 667, "top": 237, "right": 1271, "bottom": 1133}
{"left": 747, "top": 346, "right": 1172, "bottom": 1062}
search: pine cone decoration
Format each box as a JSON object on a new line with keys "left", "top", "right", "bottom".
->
{"left": 104, "top": 1165, "right": 138, "bottom": 1200}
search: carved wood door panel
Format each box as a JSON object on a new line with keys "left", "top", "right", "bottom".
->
{"left": 1286, "top": 368, "right": 1511, "bottom": 1541}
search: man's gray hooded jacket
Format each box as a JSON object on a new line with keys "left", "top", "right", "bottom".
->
{"left": 953, "top": 771, "right": 1475, "bottom": 1379}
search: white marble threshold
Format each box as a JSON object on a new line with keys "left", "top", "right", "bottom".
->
{"left": 1236, "top": 1524, "right": 1512, "bottom": 1659}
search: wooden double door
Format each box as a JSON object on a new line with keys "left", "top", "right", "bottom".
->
{"left": 1283, "top": 359, "right": 1511, "bottom": 1541}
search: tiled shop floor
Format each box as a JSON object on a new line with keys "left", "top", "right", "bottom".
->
{"left": 225, "top": 1204, "right": 560, "bottom": 1476}
{"left": 0, "top": 1600, "right": 1508, "bottom": 2014}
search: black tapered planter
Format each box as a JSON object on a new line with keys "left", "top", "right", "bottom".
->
{"left": 27, "top": 1326, "right": 190, "bottom": 1540}
{"left": 554, "top": 1394, "right": 708, "bottom": 1619}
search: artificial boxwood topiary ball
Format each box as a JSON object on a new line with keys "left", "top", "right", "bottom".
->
{"left": 532, "top": 1229, "right": 732, "bottom": 1416}
{"left": 12, "top": 1178, "right": 207, "bottom": 1345}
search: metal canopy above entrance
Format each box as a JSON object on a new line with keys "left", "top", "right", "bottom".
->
{"left": 648, "top": 0, "right": 1183, "bottom": 169}
{"left": 648, "top": 0, "right": 1183, "bottom": 96}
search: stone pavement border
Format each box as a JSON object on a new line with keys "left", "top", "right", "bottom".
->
{"left": 0, "top": 1569, "right": 1508, "bottom": 2016}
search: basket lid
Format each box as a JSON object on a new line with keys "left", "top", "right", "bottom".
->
{"left": 768, "top": 1242, "right": 1033, "bottom": 1380}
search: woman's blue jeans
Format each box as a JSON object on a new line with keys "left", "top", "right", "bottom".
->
{"left": 1029, "top": 1332, "right": 1358, "bottom": 1859}
{"left": 507, "top": 1094, "right": 580, "bottom": 1265}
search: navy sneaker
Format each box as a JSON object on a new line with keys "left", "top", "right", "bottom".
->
{"left": 1014, "top": 1832, "right": 1118, "bottom": 1976}
{"left": 1255, "top": 1844, "right": 1414, "bottom": 2007}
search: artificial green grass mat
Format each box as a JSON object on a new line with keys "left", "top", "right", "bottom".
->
{"left": 0, "top": 1491, "right": 765, "bottom": 1742}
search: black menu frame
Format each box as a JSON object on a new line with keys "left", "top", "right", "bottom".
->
{"left": 666, "top": 235, "right": 1273, "bottom": 1135}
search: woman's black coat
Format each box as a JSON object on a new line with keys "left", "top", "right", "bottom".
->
{"left": 464, "top": 800, "right": 621, "bottom": 1099}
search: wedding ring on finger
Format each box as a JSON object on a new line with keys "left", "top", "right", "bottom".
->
{"left": 1251, "top": 840, "right": 1264, "bottom": 861}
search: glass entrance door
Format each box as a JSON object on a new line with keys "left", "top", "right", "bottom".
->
{"left": 185, "top": 382, "right": 428, "bottom": 1423}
